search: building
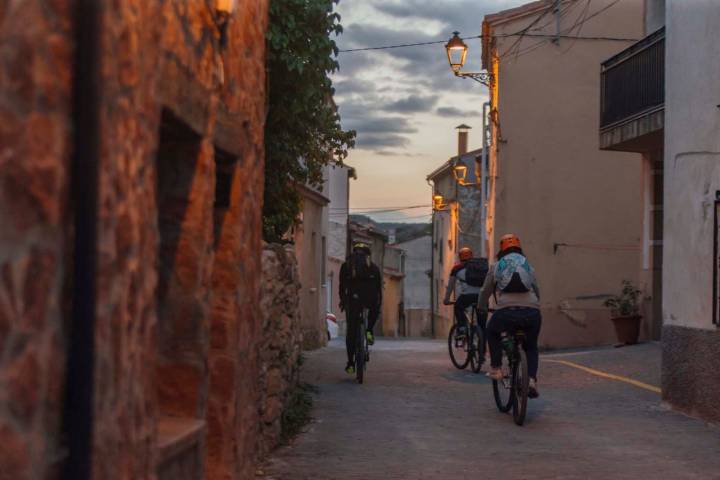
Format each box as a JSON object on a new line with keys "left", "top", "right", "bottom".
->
{"left": 599, "top": 0, "right": 720, "bottom": 422}
{"left": 599, "top": 2, "right": 665, "bottom": 341}
{"left": 348, "top": 221, "right": 405, "bottom": 337}
{"left": 394, "top": 234, "right": 433, "bottom": 337}
{"left": 382, "top": 245, "right": 406, "bottom": 337}
{"left": 427, "top": 126, "right": 484, "bottom": 338}
{"left": 293, "top": 182, "right": 331, "bottom": 350}
{"left": 482, "top": 0, "right": 646, "bottom": 348}
{"left": 0, "top": 2, "right": 269, "bottom": 479}
{"left": 325, "top": 163, "right": 357, "bottom": 333}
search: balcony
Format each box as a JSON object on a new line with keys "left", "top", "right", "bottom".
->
{"left": 599, "top": 28, "right": 665, "bottom": 152}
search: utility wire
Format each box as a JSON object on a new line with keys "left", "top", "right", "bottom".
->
{"left": 338, "top": 0, "right": 635, "bottom": 54}
{"left": 338, "top": 33, "right": 635, "bottom": 54}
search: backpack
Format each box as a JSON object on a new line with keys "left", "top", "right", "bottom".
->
{"left": 349, "top": 251, "right": 373, "bottom": 281}
{"left": 464, "top": 258, "right": 489, "bottom": 287}
{"left": 495, "top": 252, "right": 535, "bottom": 293}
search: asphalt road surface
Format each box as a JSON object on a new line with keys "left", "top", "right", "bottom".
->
{"left": 261, "top": 339, "right": 720, "bottom": 480}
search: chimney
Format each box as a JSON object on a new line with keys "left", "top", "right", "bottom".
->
{"left": 456, "top": 124, "right": 471, "bottom": 156}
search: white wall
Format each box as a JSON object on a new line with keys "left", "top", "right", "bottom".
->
{"left": 395, "top": 235, "right": 431, "bottom": 310}
{"left": 663, "top": 0, "right": 720, "bottom": 330}
{"left": 645, "top": 0, "right": 666, "bottom": 33}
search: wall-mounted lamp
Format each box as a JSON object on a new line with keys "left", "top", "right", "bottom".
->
{"left": 453, "top": 164, "right": 479, "bottom": 187}
{"left": 453, "top": 165, "right": 468, "bottom": 182}
{"left": 445, "top": 31, "right": 491, "bottom": 86}
{"left": 433, "top": 194, "right": 447, "bottom": 211}
{"left": 215, "top": 0, "right": 237, "bottom": 49}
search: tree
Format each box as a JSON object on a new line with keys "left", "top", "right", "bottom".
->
{"left": 264, "top": 0, "right": 355, "bottom": 242}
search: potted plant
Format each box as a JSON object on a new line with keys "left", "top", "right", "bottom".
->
{"left": 603, "top": 280, "right": 642, "bottom": 346}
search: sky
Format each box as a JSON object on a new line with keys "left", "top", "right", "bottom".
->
{"left": 332, "top": 0, "right": 527, "bottom": 223}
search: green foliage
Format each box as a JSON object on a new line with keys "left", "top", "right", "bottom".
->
{"left": 264, "top": 0, "right": 356, "bottom": 242}
{"left": 603, "top": 280, "right": 642, "bottom": 317}
{"left": 280, "top": 383, "right": 317, "bottom": 444}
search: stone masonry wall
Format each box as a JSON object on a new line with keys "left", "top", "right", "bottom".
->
{"left": 0, "top": 1, "right": 269, "bottom": 479}
{"left": 0, "top": 2, "right": 73, "bottom": 478}
{"left": 258, "top": 244, "right": 303, "bottom": 457}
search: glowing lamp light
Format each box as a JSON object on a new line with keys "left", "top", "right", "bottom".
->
{"left": 433, "top": 195, "right": 445, "bottom": 210}
{"left": 453, "top": 165, "right": 468, "bottom": 183}
{"left": 216, "top": 0, "right": 237, "bottom": 14}
{"left": 445, "top": 31, "right": 468, "bottom": 73}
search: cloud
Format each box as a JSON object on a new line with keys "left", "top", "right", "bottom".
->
{"left": 436, "top": 106, "right": 481, "bottom": 117}
{"left": 355, "top": 133, "right": 411, "bottom": 149}
{"left": 381, "top": 94, "right": 439, "bottom": 114}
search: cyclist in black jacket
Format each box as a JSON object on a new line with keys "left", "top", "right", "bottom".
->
{"left": 339, "top": 242, "right": 382, "bottom": 375}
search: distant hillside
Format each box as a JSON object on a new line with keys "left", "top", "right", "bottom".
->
{"left": 350, "top": 215, "right": 431, "bottom": 244}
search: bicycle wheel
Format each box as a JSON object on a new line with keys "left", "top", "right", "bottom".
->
{"left": 356, "top": 323, "right": 365, "bottom": 384}
{"left": 469, "top": 327, "right": 484, "bottom": 373}
{"left": 448, "top": 324, "right": 470, "bottom": 370}
{"left": 512, "top": 348, "right": 529, "bottom": 426}
{"left": 492, "top": 353, "right": 513, "bottom": 413}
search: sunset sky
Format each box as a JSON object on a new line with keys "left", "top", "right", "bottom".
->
{"left": 332, "top": 0, "right": 526, "bottom": 223}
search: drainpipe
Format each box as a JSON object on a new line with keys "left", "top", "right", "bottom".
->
{"left": 480, "top": 101, "right": 490, "bottom": 258}
{"left": 63, "top": 1, "right": 101, "bottom": 478}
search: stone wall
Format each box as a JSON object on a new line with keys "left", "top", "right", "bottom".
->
{"left": 0, "top": 1, "right": 269, "bottom": 479}
{"left": 258, "top": 244, "right": 303, "bottom": 456}
{"left": 0, "top": 1, "right": 73, "bottom": 477}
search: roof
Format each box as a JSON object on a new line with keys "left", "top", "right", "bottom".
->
{"left": 426, "top": 147, "right": 483, "bottom": 181}
{"left": 482, "top": 0, "right": 550, "bottom": 68}
{"left": 294, "top": 182, "right": 330, "bottom": 206}
{"left": 484, "top": 0, "right": 549, "bottom": 26}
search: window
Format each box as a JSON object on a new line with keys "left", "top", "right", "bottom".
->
{"left": 213, "top": 147, "right": 237, "bottom": 248}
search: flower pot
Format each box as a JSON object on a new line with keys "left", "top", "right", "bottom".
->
{"left": 610, "top": 315, "right": 642, "bottom": 345}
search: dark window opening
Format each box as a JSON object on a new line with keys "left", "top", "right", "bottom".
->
{"left": 213, "top": 147, "right": 237, "bottom": 248}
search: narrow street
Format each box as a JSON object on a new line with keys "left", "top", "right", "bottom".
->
{"left": 262, "top": 339, "right": 720, "bottom": 480}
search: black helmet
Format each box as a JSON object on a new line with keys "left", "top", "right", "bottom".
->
{"left": 352, "top": 241, "right": 371, "bottom": 255}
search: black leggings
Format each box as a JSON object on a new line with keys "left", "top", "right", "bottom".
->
{"left": 487, "top": 307, "right": 542, "bottom": 379}
{"left": 346, "top": 302, "right": 379, "bottom": 363}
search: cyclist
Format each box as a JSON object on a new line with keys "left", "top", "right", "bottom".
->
{"left": 478, "top": 234, "right": 542, "bottom": 398}
{"left": 443, "top": 247, "right": 488, "bottom": 339}
{"left": 339, "top": 241, "right": 382, "bottom": 375}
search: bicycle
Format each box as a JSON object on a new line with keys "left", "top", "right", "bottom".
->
{"left": 447, "top": 302, "right": 485, "bottom": 373}
{"left": 355, "top": 307, "right": 370, "bottom": 384}
{"left": 490, "top": 310, "right": 530, "bottom": 426}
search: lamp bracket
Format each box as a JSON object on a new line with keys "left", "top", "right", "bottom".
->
{"left": 454, "top": 71, "right": 491, "bottom": 86}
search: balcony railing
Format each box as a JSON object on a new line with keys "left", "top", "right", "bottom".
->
{"left": 600, "top": 28, "right": 665, "bottom": 129}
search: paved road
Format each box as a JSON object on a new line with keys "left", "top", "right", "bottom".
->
{"left": 261, "top": 339, "right": 720, "bottom": 480}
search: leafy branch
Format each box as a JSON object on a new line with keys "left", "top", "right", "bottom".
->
{"left": 263, "top": 0, "right": 356, "bottom": 242}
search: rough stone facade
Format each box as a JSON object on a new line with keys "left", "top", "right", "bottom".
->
{"left": 662, "top": 327, "right": 720, "bottom": 424}
{"left": 258, "top": 244, "right": 303, "bottom": 456}
{"left": 0, "top": 1, "right": 269, "bottom": 479}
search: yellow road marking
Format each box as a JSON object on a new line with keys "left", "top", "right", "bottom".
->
{"left": 544, "top": 359, "right": 661, "bottom": 394}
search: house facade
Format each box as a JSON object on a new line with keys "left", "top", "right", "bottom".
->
{"left": 0, "top": 2, "right": 269, "bottom": 479}
{"left": 598, "top": 0, "right": 720, "bottom": 423}
{"left": 325, "top": 163, "right": 356, "bottom": 333}
{"left": 394, "top": 234, "right": 432, "bottom": 337}
{"left": 427, "top": 127, "right": 484, "bottom": 338}
{"left": 294, "top": 183, "right": 331, "bottom": 350}
{"left": 482, "top": 0, "right": 646, "bottom": 348}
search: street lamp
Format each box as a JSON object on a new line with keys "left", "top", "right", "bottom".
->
{"left": 433, "top": 195, "right": 446, "bottom": 211}
{"left": 445, "top": 32, "right": 491, "bottom": 86}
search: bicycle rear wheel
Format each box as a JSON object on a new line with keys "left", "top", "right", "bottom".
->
{"left": 512, "top": 349, "right": 529, "bottom": 425}
{"left": 469, "top": 327, "right": 484, "bottom": 373}
{"left": 448, "top": 324, "right": 470, "bottom": 370}
{"left": 492, "top": 353, "right": 513, "bottom": 413}
{"left": 356, "top": 322, "right": 365, "bottom": 384}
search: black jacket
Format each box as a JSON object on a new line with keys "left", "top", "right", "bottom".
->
{"left": 339, "top": 258, "right": 382, "bottom": 307}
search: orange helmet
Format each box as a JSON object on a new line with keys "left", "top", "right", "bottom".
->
{"left": 499, "top": 234, "right": 521, "bottom": 252}
{"left": 458, "top": 247, "right": 473, "bottom": 261}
